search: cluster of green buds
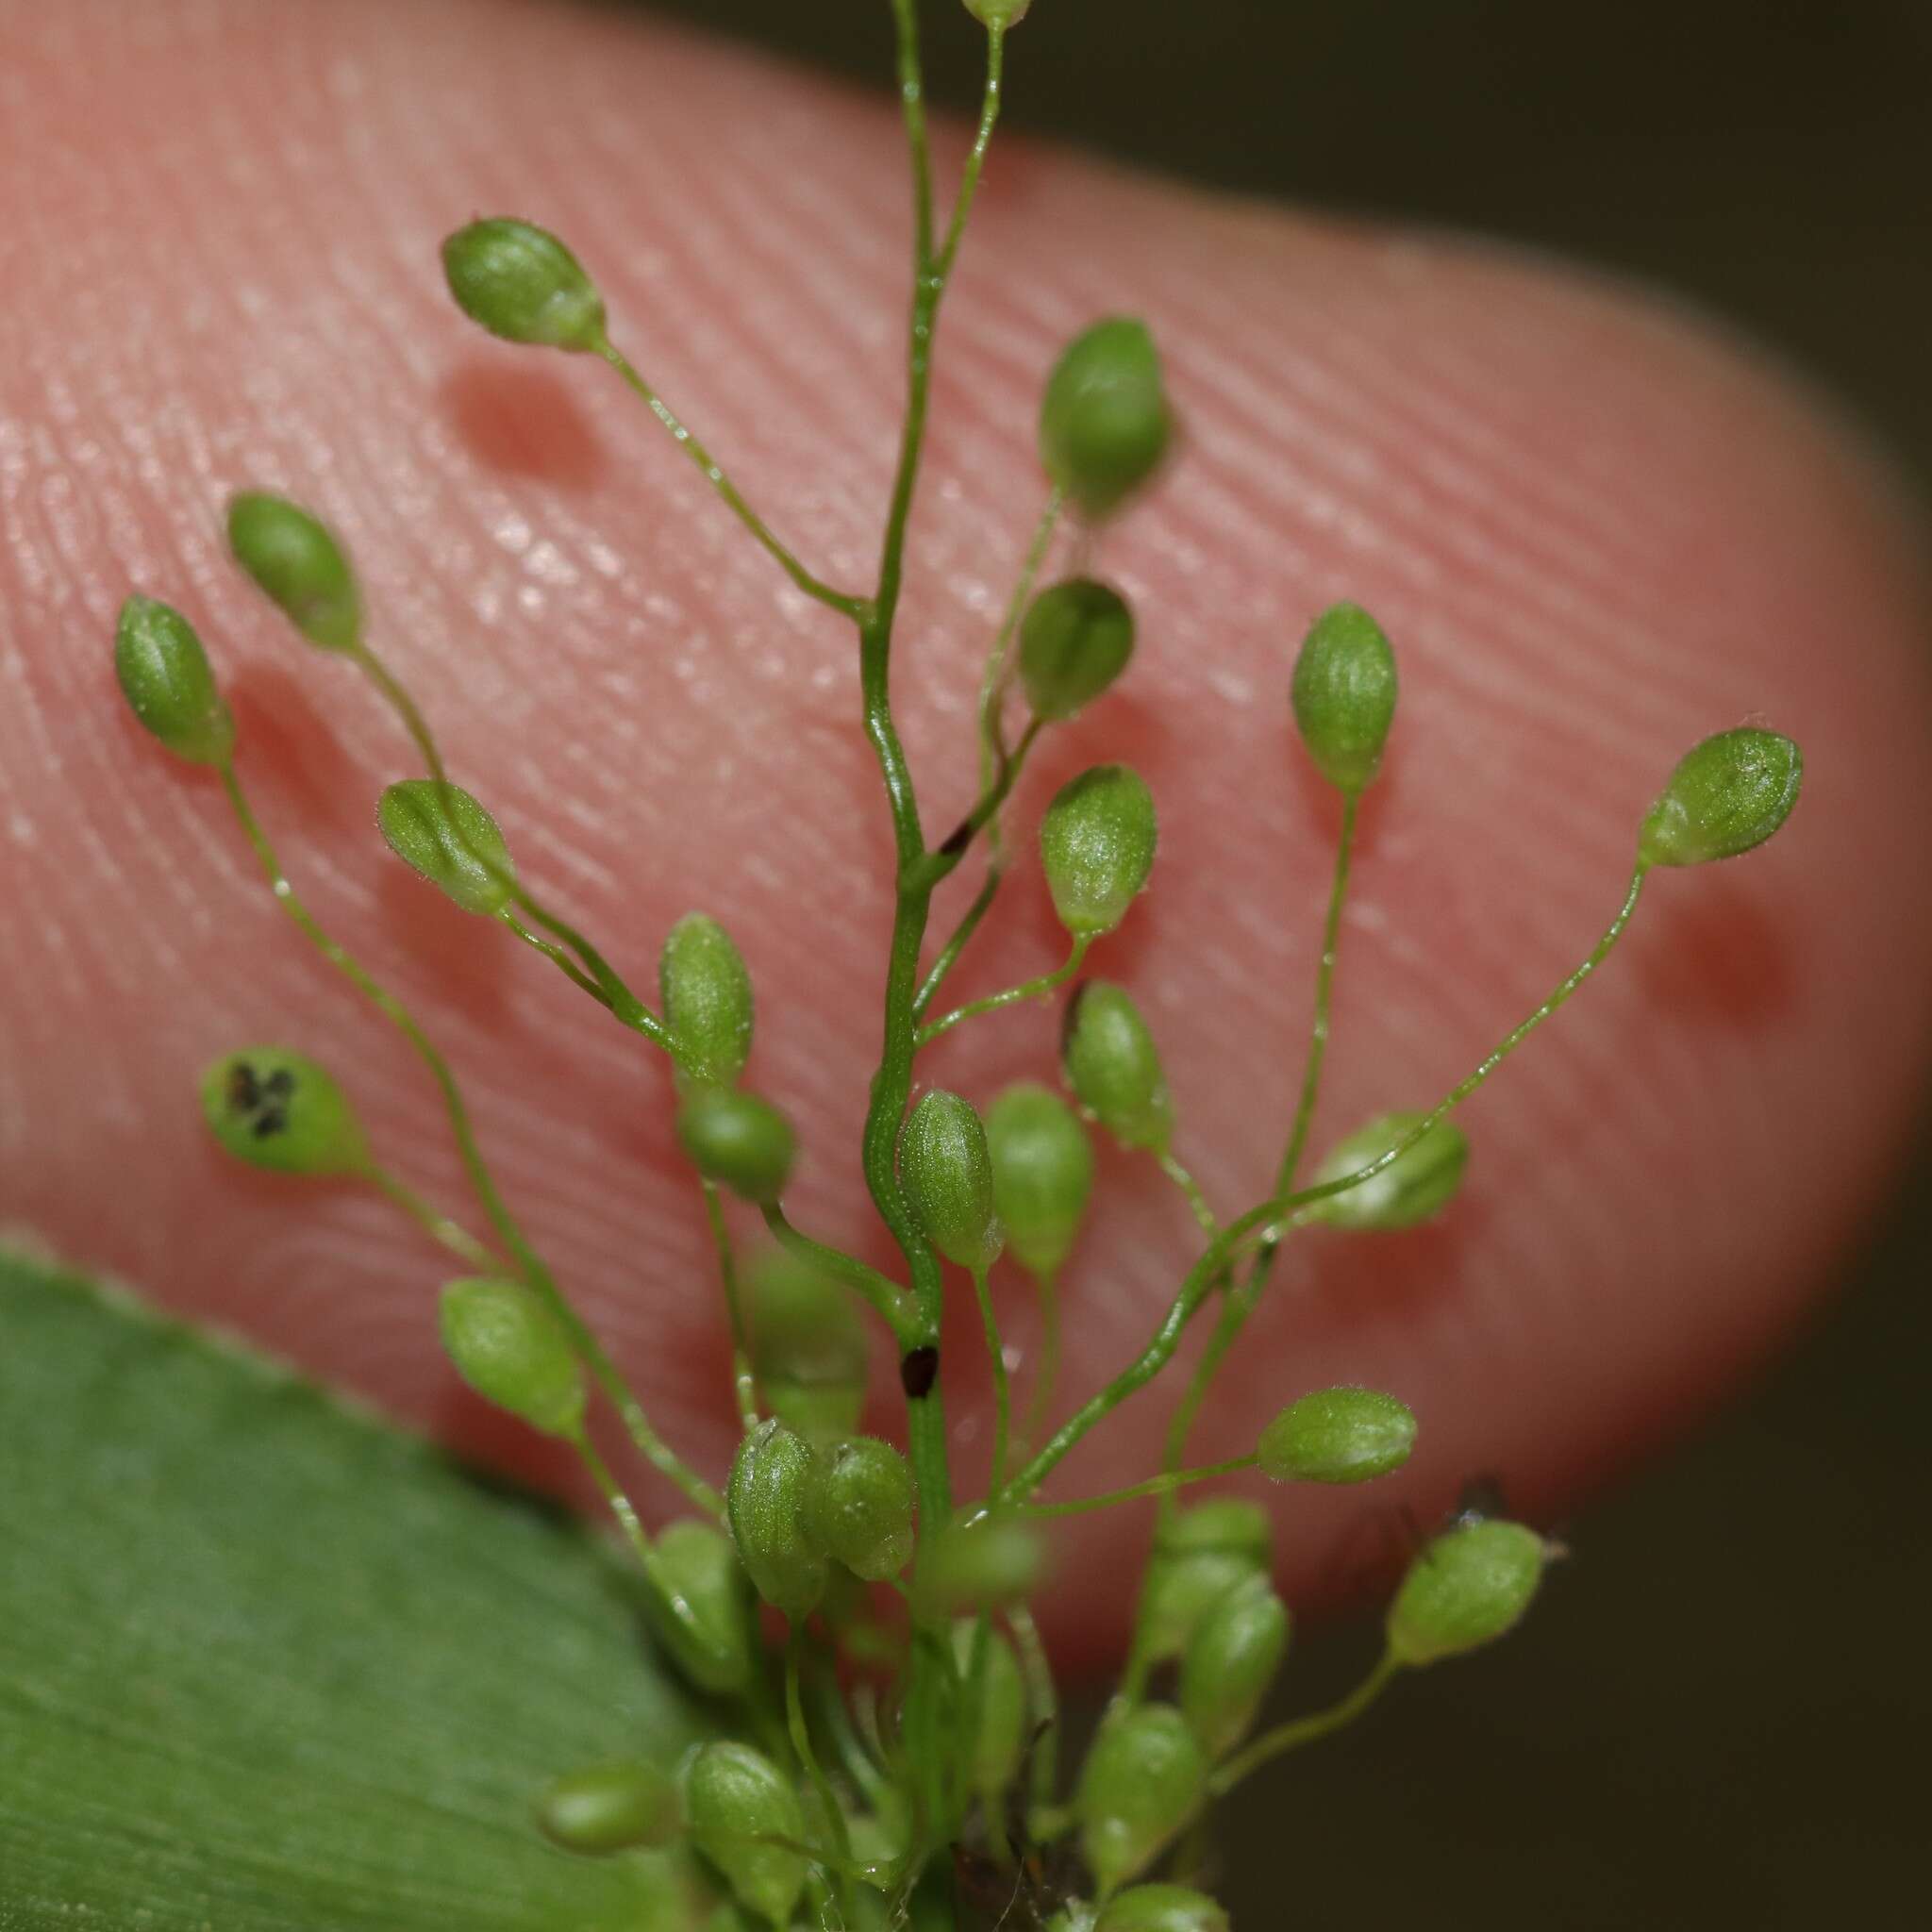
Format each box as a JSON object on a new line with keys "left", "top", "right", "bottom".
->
{"left": 108, "top": 17, "right": 1809, "bottom": 1914}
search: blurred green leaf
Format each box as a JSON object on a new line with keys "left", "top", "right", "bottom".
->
{"left": 0, "top": 1245, "right": 732, "bottom": 1929}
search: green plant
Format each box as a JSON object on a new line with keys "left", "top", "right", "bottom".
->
{"left": 97, "top": 3, "right": 1803, "bottom": 1924}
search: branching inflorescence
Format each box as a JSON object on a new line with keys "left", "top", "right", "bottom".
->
{"left": 110, "top": 4, "right": 1803, "bottom": 1926}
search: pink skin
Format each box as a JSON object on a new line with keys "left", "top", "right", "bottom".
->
{"left": 2, "top": 0, "right": 1928, "bottom": 1657}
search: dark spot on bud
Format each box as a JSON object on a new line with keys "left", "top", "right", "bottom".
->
{"left": 938, "top": 818, "right": 972, "bottom": 859}
{"left": 900, "top": 1345, "right": 940, "bottom": 1400}
{"left": 225, "top": 1057, "right": 296, "bottom": 1139}
{"left": 225, "top": 1062, "right": 261, "bottom": 1113}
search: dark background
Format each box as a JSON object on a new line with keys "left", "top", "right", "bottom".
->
{"left": 625, "top": 4, "right": 1931, "bottom": 1924}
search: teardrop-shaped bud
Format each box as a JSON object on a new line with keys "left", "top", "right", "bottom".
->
{"left": 115, "top": 595, "right": 235, "bottom": 766}
{"left": 441, "top": 217, "right": 608, "bottom": 353}
{"left": 1178, "top": 1572, "right": 1291, "bottom": 1759}
{"left": 1639, "top": 726, "right": 1803, "bottom": 867}
{"left": 986, "top": 1082, "right": 1094, "bottom": 1281}
{"left": 1076, "top": 1706, "right": 1207, "bottom": 1898}
{"left": 900, "top": 1089, "right": 1003, "bottom": 1270}
{"left": 1040, "top": 765, "right": 1158, "bottom": 938}
{"left": 726, "top": 1418, "right": 825, "bottom": 1621}
{"left": 534, "top": 1759, "right": 683, "bottom": 1857}
{"left": 1134, "top": 1500, "right": 1271, "bottom": 1665}
{"left": 438, "top": 1277, "right": 585, "bottom": 1438}
{"left": 1307, "top": 1110, "right": 1467, "bottom": 1231}
{"left": 1096, "top": 1885, "right": 1230, "bottom": 1932}
{"left": 1386, "top": 1518, "right": 1548, "bottom": 1666}
{"left": 226, "top": 491, "right": 361, "bottom": 652}
{"left": 950, "top": 1620, "right": 1028, "bottom": 1796}
{"left": 803, "top": 1437, "right": 914, "bottom": 1582}
{"left": 677, "top": 1087, "right": 796, "bottom": 1205}
{"left": 1061, "top": 981, "right": 1173, "bottom": 1155}
{"left": 1258, "top": 1387, "right": 1417, "bottom": 1485}
{"left": 659, "top": 912, "right": 755, "bottom": 1091}
{"left": 1290, "top": 602, "right": 1397, "bottom": 794}
{"left": 914, "top": 1514, "right": 1046, "bottom": 1620}
{"left": 1040, "top": 318, "right": 1172, "bottom": 519}
{"left": 377, "top": 779, "right": 517, "bottom": 916}
{"left": 1020, "top": 579, "right": 1136, "bottom": 723}
{"left": 684, "top": 1741, "right": 808, "bottom": 1927}
{"left": 641, "top": 1518, "right": 757, "bottom": 1696}
{"left": 749, "top": 1249, "right": 869, "bottom": 1446}
{"left": 199, "top": 1047, "right": 370, "bottom": 1177}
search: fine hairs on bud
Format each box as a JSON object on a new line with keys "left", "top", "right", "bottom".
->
{"left": 1062, "top": 981, "right": 1174, "bottom": 1154}
{"left": 1290, "top": 601, "right": 1397, "bottom": 795}
{"left": 899, "top": 1089, "right": 1004, "bottom": 1270}
{"left": 659, "top": 912, "right": 755, "bottom": 1091}
{"left": 1040, "top": 764, "right": 1158, "bottom": 938}
{"left": 1258, "top": 1387, "right": 1417, "bottom": 1484}
{"left": 985, "top": 1082, "right": 1094, "bottom": 1280}
{"left": 1387, "top": 1519, "right": 1548, "bottom": 1667}
{"left": 1639, "top": 726, "right": 1803, "bottom": 867}
{"left": 683, "top": 1741, "right": 808, "bottom": 1927}
{"left": 378, "top": 780, "right": 517, "bottom": 917}
{"left": 114, "top": 595, "right": 235, "bottom": 766}
{"left": 441, "top": 217, "right": 608, "bottom": 353}
{"left": 726, "top": 1418, "right": 826, "bottom": 1620}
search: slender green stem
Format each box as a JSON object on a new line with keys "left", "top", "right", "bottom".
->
{"left": 787, "top": 1631, "right": 857, "bottom": 1918}
{"left": 703, "top": 1179, "right": 758, "bottom": 1432}
{"left": 565, "top": 1422, "right": 654, "bottom": 1571}
{"left": 916, "top": 931, "right": 1090, "bottom": 1048}
{"left": 497, "top": 908, "right": 609, "bottom": 1006}
{"left": 760, "top": 1204, "right": 915, "bottom": 1347}
{"left": 807, "top": 1637, "right": 891, "bottom": 1811}
{"left": 219, "top": 764, "right": 722, "bottom": 1519}
{"left": 1267, "top": 861, "right": 1653, "bottom": 1233}
{"left": 909, "top": 715, "right": 1045, "bottom": 898}
{"left": 1156, "top": 1151, "right": 1220, "bottom": 1242}
{"left": 350, "top": 641, "right": 689, "bottom": 1071}
{"left": 1023, "top": 1455, "right": 1259, "bottom": 1520}
{"left": 971, "top": 1263, "right": 1011, "bottom": 1497}
{"left": 1019, "top": 1266, "right": 1062, "bottom": 1453}
{"left": 933, "top": 26, "right": 1006, "bottom": 282}
{"left": 994, "top": 1201, "right": 1280, "bottom": 1507}
{"left": 978, "top": 493, "right": 1065, "bottom": 832}
{"left": 592, "top": 337, "right": 867, "bottom": 620}
{"left": 366, "top": 1163, "right": 503, "bottom": 1274}
{"left": 1208, "top": 1650, "right": 1401, "bottom": 1794}
{"left": 912, "top": 868, "right": 1000, "bottom": 1024}
{"left": 1161, "top": 797, "right": 1358, "bottom": 1504}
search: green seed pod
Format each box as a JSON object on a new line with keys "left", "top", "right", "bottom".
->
{"left": 1040, "top": 765, "right": 1158, "bottom": 938}
{"left": 1061, "top": 981, "right": 1174, "bottom": 1155}
{"left": 1289, "top": 601, "right": 1398, "bottom": 794}
{"left": 441, "top": 217, "right": 608, "bottom": 353}
{"left": 1307, "top": 1110, "right": 1468, "bottom": 1232}
{"left": 114, "top": 595, "right": 235, "bottom": 766}
{"left": 1258, "top": 1386, "right": 1417, "bottom": 1485}
{"left": 1096, "top": 1885, "right": 1230, "bottom": 1932}
{"left": 1076, "top": 1706, "right": 1207, "bottom": 1898}
{"left": 950, "top": 1620, "right": 1027, "bottom": 1795}
{"left": 1040, "top": 318, "right": 1173, "bottom": 520}
{"left": 803, "top": 1437, "right": 914, "bottom": 1582}
{"left": 641, "top": 1519, "right": 758, "bottom": 1697}
{"left": 199, "top": 1047, "right": 370, "bottom": 1177}
{"left": 225, "top": 491, "right": 361, "bottom": 653}
{"left": 1019, "top": 578, "right": 1137, "bottom": 723}
{"left": 749, "top": 1249, "right": 869, "bottom": 1446}
{"left": 1178, "top": 1572, "right": 1291, "bottom": 1759}
{"left": 1638, "top": 726, "right": 1804, "bottom": 867}
{"left": 683, "top": 1740, "right": 808, "bottom": 1928}
{"left": 964, "top": 1, "right": 1033, "bottom": 29}
{"left": 438, "top": 1277, "right": 585, "bottom": 1438}
{"left": 914, "top": 1515, "right": 1046, "bottom": 1620}
{"left": 1387, "top": 1518, "right": 1547, "bottom": 1667}
{"left": 534, "top": 1759, "right": 682, "bottom": 1857}
{"left": 899, "top": 1089, "right": 1003, "bottom": 1270}
{"left": 376, "top": 779, "right": 517, "bottom": 917}
{"left": 659, "top": 912, "right": 755, "bottom": 1091}
{"left": 1135, "top": 1500, "right": 1272, "bottom": 1664}
{"left": 985, "top": 1082, "right": 1094, "bottom": 1281}
{"left": 676, "top": 1087, "right": 796, "bottom": 1205}
{"left": 726, "top": 1419, "right": 825, "bottom": 1621}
